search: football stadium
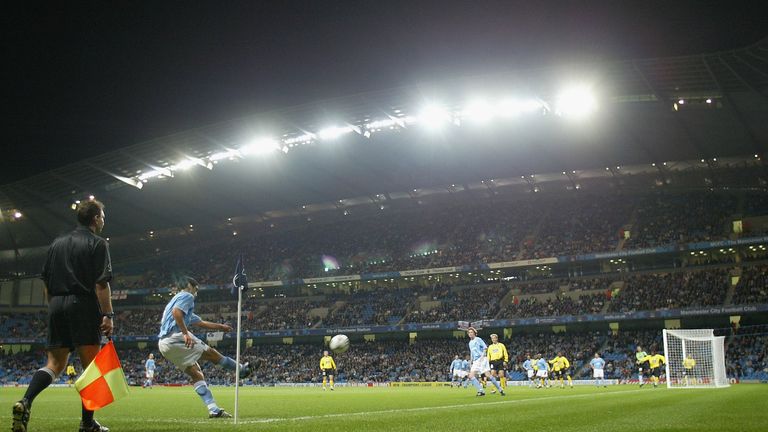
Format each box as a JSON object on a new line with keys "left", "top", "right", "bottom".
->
{"left": 2, "top": 3, "right": 768, "bottom": 431}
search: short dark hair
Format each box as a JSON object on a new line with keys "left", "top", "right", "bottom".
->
{"left": 183, "top": 276, "right": 199, "bottom": 288}
{"left": 77, "top": 200, "right": 105, "bottom": 226}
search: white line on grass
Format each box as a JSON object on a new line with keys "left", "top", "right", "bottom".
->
{"left": 39, "top": 388, "right": 651, "bottom": 426}
{"left": 185, "top": 388, "right": 650, "bottom": 425}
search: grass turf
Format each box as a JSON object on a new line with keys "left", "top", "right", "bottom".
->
{"left": 1, "top": 384, "right": 766, "bottom": 431}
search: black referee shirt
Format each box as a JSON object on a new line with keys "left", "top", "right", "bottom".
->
{"left": 42, "top": 226, "right": 112, "bottom": 296}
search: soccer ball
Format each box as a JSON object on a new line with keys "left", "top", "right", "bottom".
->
{"left": 329, "top": 334, "right": 350, "bottom": 353}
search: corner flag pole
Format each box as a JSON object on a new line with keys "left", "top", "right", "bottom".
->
{"left": 234, "top": 283, "right": 243, "bottom": 425}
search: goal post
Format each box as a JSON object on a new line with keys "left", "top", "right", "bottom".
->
{"left": 662, "top": 329, "right": 729, "bottom": 389}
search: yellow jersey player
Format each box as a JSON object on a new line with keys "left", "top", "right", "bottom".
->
{"left": 683, "top": 354, "right": 697, "bottom": 386}
{"left": 487, "top": 334, "right": 509, "bottom": 392}
{"left": 549, "top": 351, "right": 573, "bottom": 388}
{"left": 641, "top": 348, "right": 666, "bottom": 388}
{"left": 320, "top": 350, "right": 337, "bottom": 391}
{"left": 636, "top": 346, "right": 648, "bottom": 387}
{"left": 65, "top": 364, "right": 76, "bottom": 386}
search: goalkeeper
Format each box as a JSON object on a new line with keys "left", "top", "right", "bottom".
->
{"left": 683, "top": 354, "right": 697, "bottom": 386}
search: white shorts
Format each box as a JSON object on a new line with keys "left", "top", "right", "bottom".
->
{"left": 536, "top": 370, "right": 548, "bottom": 378}
{"left": 158, "top": 332, "right": 209, "bottom": 370}
{"left": 454, "top": 370, "right": 468, "bottom": 378}
{"left": 593, "top": 369, "right": 604, "bottom": 379}
{"left": 527, "top": 370, "right": 534, "bottom": 378}
{"left": 471, "top": 357, "right": 490, "bottom": 374}
{"left": 146, "top": 370, "right": 155, "bottom": 379}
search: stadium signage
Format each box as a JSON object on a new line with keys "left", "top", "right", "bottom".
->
{"left": 487, "top": 258, "right": 558, "bottom": 269}
{"left": 399, "top": 267, "right": 458, "bottom": 276}
{"left": 302, "top": 275, "right": 362, "bottom": 284}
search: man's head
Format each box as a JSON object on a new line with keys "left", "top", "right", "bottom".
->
{"left": 490, "top": 333, "right": 499, "bottom": 343}
{"left": 536, "top": 353, "right": 542, "bottom": 359}
{"left": 526, "top": 353, "right": 531, "bottom": 360}
{"left": 467, "top": 327, "right": 477, "bottom": 339}
{"left": 181, "top": 277, "right": 200, "bottom": 296}
{"left": 454, "top": 355, "right": 459, "bottom": 360}
{"left": 149, "top": 353, "right": 154, "bottom": 359}
{"left": 77, "top": 200, "right": 105, "bottom": 234}
{"left": 558, "top": 351, "right": 563, "bottom": 357}
{"left": 323, "top": 350, "right": 329, "bottom": 356}
{"left": 594, "top": 352, "right": 600, "bottom": 359}
{"left": 636, "top": 346, "right": 643, "bottom": 353}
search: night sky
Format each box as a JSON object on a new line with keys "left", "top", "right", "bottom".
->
{"left": 5, "top": 0, "right": 767, "bottom": 184}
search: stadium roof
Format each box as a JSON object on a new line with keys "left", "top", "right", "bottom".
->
{"left": 2, "top": 37, "right": 768, "bottom": 251}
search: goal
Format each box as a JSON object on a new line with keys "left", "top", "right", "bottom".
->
{"left": 662, "top": 329, "right": 729, "bottom": 388}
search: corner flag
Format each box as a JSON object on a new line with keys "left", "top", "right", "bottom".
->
{"left": 75, "top": 340, "right": 129, "bottom": 410}
{"left": 232, "top": 255, "right": 248, "bottom": 295}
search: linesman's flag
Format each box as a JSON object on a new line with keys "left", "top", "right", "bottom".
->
{"left": 232, "top": 255, "right": 248, "bottom": 296}
{"left": 75, "top": 340, "right": 129, "bottom": 410}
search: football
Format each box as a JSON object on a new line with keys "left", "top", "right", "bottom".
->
{"left": 329, "top": 334, "right": 350, "bottom": 353}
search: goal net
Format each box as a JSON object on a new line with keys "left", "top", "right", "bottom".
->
{"left": 662, "top": 329, "right": 729, "bottom": 388}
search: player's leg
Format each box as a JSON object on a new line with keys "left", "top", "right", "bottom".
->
{"left": 184, "top": 363, "right": 230, "bottom": 417}
{"left": 329, "top": 374, "right": 335, "bottom": 390}
{"left": 638, "top": 367, "right": 644, "bottom": 387}
{"left": 322, "top": 370, "right": 327, "bottom": 389}
{"left": 499, "top": 369, "right": 506, "bottom": 390}
{"left": 468, "top": 370, "right": 485, "bottom": 395}
{"left": 484, "top": 371, "right": 505, "bottom": 395}
{"left": 489, "top": 369, "right": 497, "bottom": 393}
{"left": 199, "top": 347, "right": 249, "bottom": 377}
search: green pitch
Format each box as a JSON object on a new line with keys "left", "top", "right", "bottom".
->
{"left": 2, "top": 384, "right": 766, "bottom": 431}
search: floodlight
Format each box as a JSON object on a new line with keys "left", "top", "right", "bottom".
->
{"left": 13, "top": 211, "right": 22, "bottom": 219}
{"left": 240, "top": 137, "right": 279, "bottom": 156}
{"left": 318, "top": 125, "right": 354, "bottom": 140}
{"left": 462, "top": 99, "right": 494, "bottom": 124}
{"left": 417, "top": 105, "right": 452, "bottom": 129}
{"left": 209, "top": 149, "right": 240, "bottom": 161}
{"left": 284, "top": 133, "right": 315, "bottom": 145}
{"left": 555, "top": 86, "right": 597, "bottom": 120}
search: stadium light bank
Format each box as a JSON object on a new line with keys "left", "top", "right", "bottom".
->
{"left": 117, "top": 85, "right": 598, "bottom": 190}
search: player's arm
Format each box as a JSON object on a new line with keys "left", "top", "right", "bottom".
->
{"left": 331, "top": 357, "right": 337, "bottom": 370}
{"left": 191, "top": 319, "right": 233, "bottom": 332}
{"left": 171, "top": 307, "right": 198, "bottom": 348}
{"left": 502, "top": 345, "right": 509, "bottom": 364}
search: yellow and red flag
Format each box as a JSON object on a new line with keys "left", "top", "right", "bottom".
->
{"left": 75, "top": 340, "right": 130, "bottom": 410}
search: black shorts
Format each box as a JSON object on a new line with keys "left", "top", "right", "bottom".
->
{"left": 48, "top": 295, "right": 102, "bottom": 350}
{"left": 650, "top": 367, "right": 661, "bottom": 377}
{"left": 490, "top": 360, "right": 505, "bottom": 372}
{"left": 322, "top": 369, "right": 334, "bottom": 377}
{"left": 552, "top": 370, "right": 563, "bottom": 378}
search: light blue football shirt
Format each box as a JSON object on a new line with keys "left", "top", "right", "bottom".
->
{"left": 158, "top": 291, "right": 202, "bottom": 339}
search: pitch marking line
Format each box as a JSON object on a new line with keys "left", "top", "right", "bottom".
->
{"left": 37, "top": 388, "right": 651, "bottom": 425}
{"left": 116, "top": 388, "right": 648, "bottom": 425}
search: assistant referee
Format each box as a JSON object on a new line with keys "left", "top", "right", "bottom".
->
{"left": 12, "top": 200, "right": 115, "bottom": 432}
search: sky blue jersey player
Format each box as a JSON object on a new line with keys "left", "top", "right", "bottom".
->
{"left": 466, "top": 327, "right": 504, "bottom": 396}
{"left": 522, "top": 354, "right": 534, "bottom": 386}
{"left": 461, "top": 356, "right": 470, "bottom": 388}
{"left": 590, "top": 353, "right": 607, "bottom": 387}
{"left": 450, "top": 355, "right": 463, "bottom": 386}
{"left": 535, "top": 354, "right": 550, "bottom": 388}
{"left": 156, "top": 277, "right": 249, "bottom": 418}
{"left": 143, "top": 353, "right": 156, "bottom": 388}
